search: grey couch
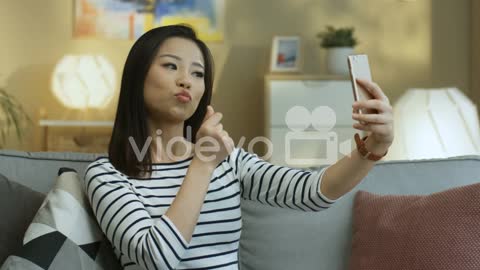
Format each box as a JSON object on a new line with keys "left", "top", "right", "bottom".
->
{"left": 1, "top": 149, "right": 479, "bottom": 270}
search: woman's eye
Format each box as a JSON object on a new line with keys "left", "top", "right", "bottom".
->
{"left": 163, "top": 63, "right": 177, "bottom": 70}
{"left": 193, "top": 72, "right": 204, "bottom": 78}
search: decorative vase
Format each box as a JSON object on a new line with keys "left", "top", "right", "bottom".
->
{"left": 325, "top": 47, "right": 354, "bottom": 76}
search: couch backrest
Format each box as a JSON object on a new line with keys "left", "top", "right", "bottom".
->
{"left": 1, "top": 150, "right": 480, "bottom": 270}
{"left": 239, "top": 156, "right": 480, "bottom": 270}
{"left": 0, "top": 150, "right": 100, "bottom": 194}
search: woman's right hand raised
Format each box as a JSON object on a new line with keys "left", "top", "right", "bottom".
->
{"left": 194, "top": 105, "right": 235, "bottom": 169}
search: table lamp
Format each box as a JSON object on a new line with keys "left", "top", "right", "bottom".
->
{"left": 51, "top": 54, "right": 116, "bottom": 110}
{"left": 386, "top": 87, "right": 480, "bottom": 160}
{"left": 50, "top": 54, "right": 116, "bottom": 147}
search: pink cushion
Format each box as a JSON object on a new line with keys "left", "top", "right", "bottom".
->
{"left": 349, "top": 183, "right": 480, "bottom": 270}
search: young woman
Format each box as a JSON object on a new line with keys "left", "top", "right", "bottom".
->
{"left": 84, "top": 25, "right": 393, "bottom": 270}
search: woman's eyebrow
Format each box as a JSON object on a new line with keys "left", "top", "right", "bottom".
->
{"left": 158, "top": 54, "right": 204, "bottom": 69}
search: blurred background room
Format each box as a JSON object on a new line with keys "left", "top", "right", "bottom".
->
{"left": 1, "top": 0, "right": 479, "bottom": 166}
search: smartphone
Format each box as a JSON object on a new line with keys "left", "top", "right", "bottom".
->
{"left": 347, "top": 54, "right": 374, "bottom": 115}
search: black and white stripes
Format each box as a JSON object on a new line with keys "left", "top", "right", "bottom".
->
{"left": 84, "top": 147, "right": 337, "bottom": 270}
{"left": 235, "top": 148, "right": 336, "bottom": 211}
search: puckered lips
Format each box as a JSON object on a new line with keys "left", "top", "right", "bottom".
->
{"left": 175, "top": 89, "right": 191, "bottom": 103}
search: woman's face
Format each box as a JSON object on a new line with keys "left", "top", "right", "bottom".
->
{"left": 143, "top": 37, "right": 206, "bottom": 124}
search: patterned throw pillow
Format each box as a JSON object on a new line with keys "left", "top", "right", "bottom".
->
{"left": 0, "top": 169, "right": 121, "bottom": 270}
{"left": 349, "top": 182, "right": 480, "bottom": 270}
{"left": 0, "top": 173, "right": 45, "bottom": 264}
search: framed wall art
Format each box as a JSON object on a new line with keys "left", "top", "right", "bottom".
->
{"left": 74, "top": 0, "right": 225, "bottom": 42}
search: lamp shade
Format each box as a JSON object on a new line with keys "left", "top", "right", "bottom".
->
{"left": 51, "top": 54, "right": 116, "bottom": 109}
{"left": 386, "top": 88, "right": 480, "bottom": 160}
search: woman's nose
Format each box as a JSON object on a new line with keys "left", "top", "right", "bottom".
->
{"left": 176, "top": 78, "right": 191, "bottom": 89}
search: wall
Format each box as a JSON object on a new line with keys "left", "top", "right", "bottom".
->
{"left": 431, "top": 0, "right": 471, "bottom": 94}
{"left": 0, "top": 0, "right": 472, "bottom": 152}
{"left": 472, "top": 0, "right": 480, "bottom": 114}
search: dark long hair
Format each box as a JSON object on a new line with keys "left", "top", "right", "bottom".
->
{"left": 108, "top": 25, "right": 214, "bottom": 177}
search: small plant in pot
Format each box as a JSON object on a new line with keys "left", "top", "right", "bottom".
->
{"left": 0, "top": 88, "right": 31, "bottom": 148}
{"left": 317, "top": 25, "right": 358, "bottom": 75}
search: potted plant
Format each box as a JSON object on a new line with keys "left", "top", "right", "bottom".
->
{"left": 0, "top": 88, "right": 31, "bottom": 148}
{"left": 317, "top": 25, "right": 358, "bottom": 75}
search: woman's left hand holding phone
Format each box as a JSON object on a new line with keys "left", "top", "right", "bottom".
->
{"left": 351, "top": 79, "right": 394, "bottom": 151}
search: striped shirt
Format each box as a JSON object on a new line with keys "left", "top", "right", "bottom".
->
{"left": 84, "top": 147, "right": 338, "bottom": 270}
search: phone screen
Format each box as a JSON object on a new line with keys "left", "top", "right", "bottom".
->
{"left": 348, "top": 54, "right": 374, "bottom": 108}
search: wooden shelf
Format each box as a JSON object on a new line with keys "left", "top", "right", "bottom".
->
{"left": 265, "top": 73, "right": 350, "bottom": 81}
{"left": 39, "top": 120, "right": 114, "bottom": 127}
{"left": 38, "top": 119, "right": 113, "bottom": 152}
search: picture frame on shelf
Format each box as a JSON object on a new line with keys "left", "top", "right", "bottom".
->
{"left": 269, "top": 36, "right": 303, "bottom": 73}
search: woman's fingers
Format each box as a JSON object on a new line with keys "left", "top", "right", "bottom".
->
{"left": 353, "top": 122, "right": 393, "bottom": 136}
{"left": 353, "top": 99, "right": 392, "bottom": 113}
{"left": 219, "top": 130, "right": 234, "bottom": 153}
{"left": 352, "top": 80, "right": 395, "bottom": 146}
{"left": 356, "top": 79, "right": 390, "bottom": 103}
{"left": 223, "top": 136, "right": 235, "bottom": 153}
{"left": 353, "top": 122, "right": 372, "bottom": 131}
{"left": 203, "top": 112, "right": 223, "bottom": 128}
{"left": 352, "top": 113, "right": 391, "bottom": 124}
{"left": 202, "top": 105, "right": 214, "bottom": 123}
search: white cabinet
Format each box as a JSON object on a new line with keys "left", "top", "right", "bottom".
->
{"left": 264, "top": 75, "right": 359, "bottom": 168}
